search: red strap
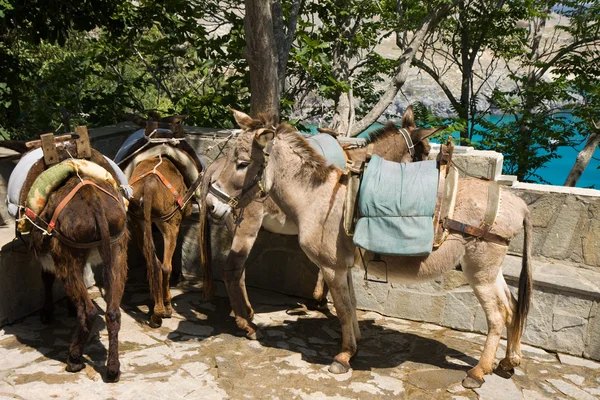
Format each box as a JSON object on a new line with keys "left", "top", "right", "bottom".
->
{"left": 130, "top": 169, "right": 184, "bottom": 208}
{"left": 48, "top": 180, "right": 120, "bottom": 232}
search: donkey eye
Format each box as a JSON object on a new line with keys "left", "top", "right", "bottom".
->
{"left": 236, "top": 160, "right": 250, "bottom": 170}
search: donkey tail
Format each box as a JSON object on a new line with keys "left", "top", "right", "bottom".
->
{"left": 199, "top": 172, "right": 214, "bottom": 299}
{"left": 89, "top": 187, "right": 112, "bottom": 290}
{"left": 141, "top": 184, "right": 162, "bottom": 298}
{"left": 514, "top": 209, "right": 533, "bottom": 342}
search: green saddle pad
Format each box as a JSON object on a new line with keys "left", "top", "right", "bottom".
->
{"left": 353, "top": 155, "right": 438, "bottom": 256}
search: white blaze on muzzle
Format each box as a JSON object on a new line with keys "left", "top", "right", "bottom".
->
{"left": 206, "top": 190, "right": 232, "bottom": 220}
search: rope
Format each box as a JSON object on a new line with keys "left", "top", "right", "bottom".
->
{"left": 16, "top": 209, "right": 52, "bottom": 236}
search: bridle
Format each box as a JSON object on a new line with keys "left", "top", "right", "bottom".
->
{"left": 208, "top": 136, "right": 273, "bottom": 212}
{"left": 398, "top": 128, "right": 416, "bottom": 159}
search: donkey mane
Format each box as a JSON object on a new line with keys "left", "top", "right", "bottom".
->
{"left": 364, "top": 121, "right": 400, "bottom": 145}
{"left": 275, "top": 123, "right": 335, "bottom": 184}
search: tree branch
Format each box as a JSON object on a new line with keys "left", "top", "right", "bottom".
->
{"left": 349, "top": 2, "right": 455, "bottom": 136}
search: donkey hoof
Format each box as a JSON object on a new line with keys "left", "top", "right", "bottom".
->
{"left": 329, "top": 360, "right": 350, "bottom": 374}
{"left": 462, "top": 375, "right": 484, "bottom": 389}
{"left": 105, "top": 369, "right": 121, "bottom": 383}
{"left": 66, "top": 357, "right": 85, "bottom": 373}
{"left": 494, "top": 365, "right": 515, "bottom": 379}
{"left": 149, "top": 315, "right": 162, "bottom": 329}
{"left": 246, "top": 329, "right": 262, "bottom": 340}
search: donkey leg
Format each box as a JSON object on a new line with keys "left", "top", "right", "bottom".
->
{"left": 104, "top": 238, "right": 128, "bottom": 383}
{"left": 321, "top": 265, "right": 357, "bottom": 374}
{"left": 461, "top": 244, "right": 509, "bottom": 388}
{"left": 157, "top": 220, "right": 181, "bottom": 318}
{"left": 40, "top": 269, "right": 55, "bottom": 324}
{"left": 310, "top": 269, "right": 330, "bottom": 311}
{"left": 496, "top": 275, "right": 521, "bottom": 379}
{"left": 347, "top": 269, "right": 360, "bottom": 342}
{"left": 132, "top": 218, "right": 166, "bottom": 328}
{"left": 223, "top": 215, "right": 262, "bottom": 339}
{"left": 61, "top": 255, "right": 98, "bottom": 373}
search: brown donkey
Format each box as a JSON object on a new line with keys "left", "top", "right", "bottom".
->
{"left": 8, "top": 144, "right": 129, "bottom": 383}
{"left": 120, "top": 117, "right": 204, "bottom": 328}
{"left": 202, "top": 108, "right": 442, "bottom": 338}
{"left": 128, "top": 156, "right": 193, "bottom": 327}
{"left": 206, "top": 120, "right": 533, "bottom": 389}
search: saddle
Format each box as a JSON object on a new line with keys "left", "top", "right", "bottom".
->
{"left": 342, "top": 137, "right": 509, "bottom": 257}
{"left": 8, "top": 127, "right": 129, "bottom": 247}
{"left": 116, "top": 119, "right": 206, "bottom": 221}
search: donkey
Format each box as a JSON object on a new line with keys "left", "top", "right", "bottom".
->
{"left": 5, "top": 143, "right": 129, "bottom": 383}
{"left": 205, "top": 119, "right": 533, "bottom": 389}
{"left": 120, "top": 116, "right": 204, "bottom": 328}
{"left": 202, "top": 108, "right": 442, "bottom": 338}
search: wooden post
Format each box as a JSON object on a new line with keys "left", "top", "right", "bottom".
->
{"left": 40, "top": 133, "right": 59, "bottom": 166}
{"left": 74, "top": 126, "right": 92, "bottom": 159}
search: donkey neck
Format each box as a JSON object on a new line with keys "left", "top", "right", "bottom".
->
{"left": 344, "top": 134, "right": 411, "bottom": 163}
{"left": 268, "top": 137, "right": 342, "bottom": 223}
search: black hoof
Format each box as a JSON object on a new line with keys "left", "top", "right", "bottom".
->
{"left": 149, "top": 316, "right": 162, "bottom": 328}
{"left": 105, "top": 369, "right": 121, "bottom": 383}
{"left": 494, "top": 365, "right": 515, "bottom": 379}
{"left": 66, "top": 356, "right": 85, "bottom": 373}
{"left": 462, "top": 375, "right": 484, "bottom": 389}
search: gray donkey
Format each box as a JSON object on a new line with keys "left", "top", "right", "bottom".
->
{"left": 204, "top": 114, "right": 532, "bottom": 389}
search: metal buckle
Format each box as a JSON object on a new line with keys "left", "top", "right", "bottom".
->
{"left": 228, "top": 197, "right": 239, "bottom": 208}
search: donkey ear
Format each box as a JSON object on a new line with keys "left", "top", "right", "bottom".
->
{"left": 254, "top": 129, "right": 275, "bottom": 149}
{"left": 231, "top": 109, "right": 255, "bottom": 130}
{"left": 410, "top": 126, "right": 447, "bottom": 144}
{"left": 401, "top": 105, "right": 416, "bottom": 129}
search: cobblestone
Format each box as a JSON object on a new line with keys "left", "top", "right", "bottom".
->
{"left": 1, "top": 281, "right": 599, "bottom": 399}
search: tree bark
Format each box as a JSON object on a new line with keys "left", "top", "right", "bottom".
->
{"left": 244, "top": 0, "right": 280, "bottom": 120}
{"left": 564, "top": 126, "right": 600, "bottom": 187}
{"left": 272, "top": 0, "right": 303, "bottom": 95}
{"left": 349, "top": 3, "right": 454, "bottom": 137}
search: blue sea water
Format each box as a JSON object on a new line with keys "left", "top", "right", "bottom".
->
{"left": 302, "top": 115, "right": 599, "bottom": 189}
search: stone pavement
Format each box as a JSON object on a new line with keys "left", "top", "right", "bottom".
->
{"left": 1, "top": 280, "right": 599, "bottom": 400}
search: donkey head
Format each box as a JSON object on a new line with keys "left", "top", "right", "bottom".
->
{"left": 206, "top": 110, "right": 275, "bottom": 219}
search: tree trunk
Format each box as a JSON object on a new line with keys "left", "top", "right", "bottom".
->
{"left": 244, "top": 0, "right": 280, "bottom": 120}
{"left": 564, "top": 128, "right": 600, "bottom": 187}
{"left": 349, "top": 3, "right": 453, "bottom": 137}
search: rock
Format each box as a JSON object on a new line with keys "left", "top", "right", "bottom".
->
{"left": 548, "top": 313, "right": 586, "bottom": 355}
{"left": 584, "top": 301, "right": 600, "bottom": 360}
{"left": 563, "top": 374, "right": 585, "bottom": 385}
{"left": 384, "top": 289, "right": 446, "bottom": 325}
{"left": 582, "top": 202, "right": 600, "bottom": 265}
{"left": 473, "top": 373, "right": 522, "bottom": 399}
{"left": 442, "top": 289, "right": 478, "bottom": 331}
{"left": 546, "top": 379, "right": 596, "bottom": 400}
{"left": 407, "top": 369, "right": 466, "bottom": 391}
{"left": 541, "top": 196, "right": 584, "bottom": 260}
{"left": 442, "top": 270, "right": 469, "bottom": 290}
{"left": 558, "top": 353, "right": 600, "bottom": 369}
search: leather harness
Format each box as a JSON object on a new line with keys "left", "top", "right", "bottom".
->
{"left": 23, "top": 179, "right": 126, "bottom": 249}
{"left": 129, "top": 167, "right": 204, "bottom": 222}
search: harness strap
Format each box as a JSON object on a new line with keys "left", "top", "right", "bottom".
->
{"left": 130, "top": 168, "right": 184, "bottom": 208}
{"left": 398, "top": 128, "right": 415, "bottom": 158}
{"left": 48, "top": 180, "right": 120, "bottom": 232}
{"left": 24, "top": 180, "right": 126, "bottom": 249}
{"left": 130, "top": 172, "right": 203, "bottom": 222}
{"left": 444, "top": 218, "right": 510, "bottom": 246}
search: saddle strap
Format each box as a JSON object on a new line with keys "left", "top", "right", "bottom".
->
{"left": 24, "top": 180, "right": 126, "bottom": 249}
{"left": 48, "top": 179, "right": 121, "bottom": 232}
{"left": 444, "top": 218, "right": 510, "bottom": 246}
{"left": 130, "top": 168, "right": 184, "bottom": 208}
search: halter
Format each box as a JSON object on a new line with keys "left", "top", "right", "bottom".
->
{"left": 208, "top": 138, "right": 273, "bottom": 211}
{"left": 398, "top": 128, "right": 415, "bottom": 158}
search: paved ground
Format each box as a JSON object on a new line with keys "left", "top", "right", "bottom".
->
{"left": 1, "top": 280, "right": 599, "bottom": 400}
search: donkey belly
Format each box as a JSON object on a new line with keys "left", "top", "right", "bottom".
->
{"left": 38, "top": 248, "right": 102, "bottom": 275}
{"left": 359, "top": 237, "right": 465, "bottom": 284}
{"left": 262, "top": 214, "right": 299, "bottom": 235}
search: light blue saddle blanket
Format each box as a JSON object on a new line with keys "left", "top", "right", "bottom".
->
{"left": 306, "top": 134, "right": 346, "bottom": 171}
{"left": 5, "top": 148, "right": 131, "bottom": 218}
{"left": 353, "top": 155, "right": 438, "bottom": 256}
